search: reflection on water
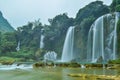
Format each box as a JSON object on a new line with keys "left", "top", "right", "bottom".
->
{"left": 62, "top": 68, "right": 118, "bottom": 80}
{"left": 0, "top": 66, "right": 119, "bottom": 80}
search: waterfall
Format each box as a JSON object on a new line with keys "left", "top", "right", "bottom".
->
{"left": 92, "top": 16, "right": 104, "bottom": 63}
{"left": 87, "top": 12, "right": 119, "bottom": 63}
{"left": 61, "top": 26, "right": 75, "bottom": 62}
{"left": 40, "top": 29, "right": 44, "bottom": 49}
{"left": 44, "top": 51, "right": 57, "bottom": 61}
{"left": 40, "top": 35, "right": 44, "bottom": 49}
{"left": 16, "top": 41, "right": 20, "bottom": 51}
{"left": 113, "top": 12, "right": 119, "bottom": 60}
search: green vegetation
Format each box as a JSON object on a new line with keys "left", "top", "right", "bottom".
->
{"left": 0, "top": 56, "right": 23, "bottom": 65}
{"left": 110, "top": 0, "right": 120, "bottom": 12}
{"left": 117, "top": 19, "right": 120, "bottom": 57}
{"left": 74, "top": 1, "right": 109, "bottom": 60}
{"left": 1, "top": 0, "right": 120, "bottom": 63}
{"left": 108, "top": 59, "right": 120, "bottom": 64}
{"left": 0, "top": 32, "right": 16, "bottom": 55}
{"left": 0, "top": 56, "right": 15, "bottom": 64}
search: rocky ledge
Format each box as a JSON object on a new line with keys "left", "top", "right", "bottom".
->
{"left": 68, "top": 73, "right": 120, "bottom": 80}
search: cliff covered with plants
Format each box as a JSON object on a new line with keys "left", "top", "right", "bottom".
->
{"left": 1, "top": 0, "right": 120, "bottom": 62}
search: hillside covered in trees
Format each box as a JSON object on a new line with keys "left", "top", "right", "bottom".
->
{"left": 0, "top": 0, "right": 120, "bottom": 62}
{"left": 0, "top": 11, "right": 14, "bottom": 33}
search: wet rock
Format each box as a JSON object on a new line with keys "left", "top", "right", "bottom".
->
{"left": 68, "top": 73, "right": 120, "bottom": 80}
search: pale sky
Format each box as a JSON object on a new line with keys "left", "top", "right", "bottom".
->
{"left": 0, "top": 0, "right": 112, "bottom": 29}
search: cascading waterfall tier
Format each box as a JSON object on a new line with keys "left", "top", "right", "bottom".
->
{"left": 40, "top": 35, "right": 44, "bottom": 49}
{"left": 87, "top": 12, "right": 119, "bottom": 63}
{"left": 61, "top": 26, "right": 75, "bottom": 62}
{"left": 40, "top": 29, "right": 44, "bottom": 49}
{"left": 16, "top": 41, "right": 20, "bottom": 51}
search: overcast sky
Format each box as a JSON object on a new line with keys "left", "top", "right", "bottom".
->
{"left": 0, "top": 0, "right": 112, "bottom": 29}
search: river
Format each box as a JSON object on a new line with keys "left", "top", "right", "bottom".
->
{"left": 0, "top": 64, "right": 119, "bottom": 80}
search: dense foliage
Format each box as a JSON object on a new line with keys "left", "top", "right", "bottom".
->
{"left": 108, "top": 59, "right": 120, "bottom": 64}
{"left": 44, "top": 13, "right": 74, "bottom": 57}
{"left": 74, "top": 1, "right": 109, "bottom": 60}
{"left": 75, "top": 1, "right": 109, "bottom": 25}
{"left": 110, "top": 0, "right": 120, "bottom": 12}
{"left": 117, "top": 19, "right": 120, "bottom": 57}
{"left": 1, "top": 0, "right": 120, "bottom": 62}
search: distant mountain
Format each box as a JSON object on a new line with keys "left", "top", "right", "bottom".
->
{"left": 0, "top": 11, "right": 14, "bottom": 33}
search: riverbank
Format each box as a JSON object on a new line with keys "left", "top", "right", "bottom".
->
{"left": 1, "top": 56, "right": 120, "bottom": 70}
{"left": 33, "top": 61, "right": 120, "bottom": 69}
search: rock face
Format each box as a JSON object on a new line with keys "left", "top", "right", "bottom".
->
{"left": 0, "top": 11, "right": 14, "bottom": 33}
{"left": 73, "top": 1, "right": 109, "bottom": 62}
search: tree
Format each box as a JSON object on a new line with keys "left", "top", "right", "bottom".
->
{"left": 44, "top": 13, "right": 74, "bottom": 52}
{"left": 75, "top": 1, "right": 109, "bottom": 25}
{"left": 116, "top": 5, "right": 120, "bottom": 12}
{"left": 1, "top": 32, "right": 16, "bottom": 55}
{"left": 110, "top": 0, "right": 120, "bottom": 12}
